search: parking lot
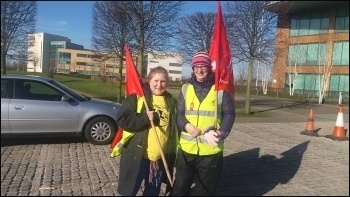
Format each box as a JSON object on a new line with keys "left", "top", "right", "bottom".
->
{"left": 1, "top": 96, "right": 349, "bottom": 196}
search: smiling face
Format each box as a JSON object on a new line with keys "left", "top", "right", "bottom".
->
{"left": 149, "top": 73, "right": 168, "bottom": 95}
{"left": 193, "top": 64, "right": 210, "bottom": 82}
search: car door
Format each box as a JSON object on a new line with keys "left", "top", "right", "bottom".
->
{"left": 1, "top": 78, "right": 11, "bottom": 133}
{"left": 9, "top": 79, "right": 80, "bottom": 134}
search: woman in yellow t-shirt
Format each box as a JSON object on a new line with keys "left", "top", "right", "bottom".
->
{"left": 116, "top": 66, "right": 177, "bottom": 196}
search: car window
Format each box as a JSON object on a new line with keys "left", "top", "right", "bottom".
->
{"left": 14, "top": 79, "right": 63, "bottom": 101}
{"left": 1, "top": 79, "right": 7, "bottom": 98}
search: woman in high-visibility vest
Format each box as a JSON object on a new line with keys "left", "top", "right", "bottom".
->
{"left": 172, "top": 52, "right": 235, "bottom": 196}
{"left": 116, "top": 66, "right": 178, "bottom": 196}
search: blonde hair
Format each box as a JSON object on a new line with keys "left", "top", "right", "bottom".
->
{"left": 147, "top": 66, "right": 169, "bottom": 82}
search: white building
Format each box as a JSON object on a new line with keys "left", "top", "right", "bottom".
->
{"left": 27, "top": 32, "right": 183, "bottom": 80}
{"left": 146, "top": 52, "right": 183, "bottom": 82}
{"left": 27, "top": 33, "right": 83, "bottom": 73}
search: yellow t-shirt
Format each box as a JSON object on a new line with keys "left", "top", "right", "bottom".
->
{"left": 143, "top": 95, "right": 170, "bottom": 161}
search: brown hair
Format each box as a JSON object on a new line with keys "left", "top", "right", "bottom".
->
{"left": 147, "top": 66, "right": 169, "bottom": 82}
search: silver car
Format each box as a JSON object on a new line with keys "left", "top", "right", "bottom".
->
{"left": 1, "top": 74, "right": 121, "bottom": 145}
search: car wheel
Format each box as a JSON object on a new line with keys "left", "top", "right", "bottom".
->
{"left": 84, "top": 117, "right": 116, "bottom": 145}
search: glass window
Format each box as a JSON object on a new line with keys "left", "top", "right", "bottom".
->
{"left": 290, "top": 16, "right": 299, "bottom": 36}
{"left": 309, "top": 12, "right": 321, "bottom": 35}
{"left": 332, "top": 41, "right": 349, "bottom": 65}
{"left": 320, "top": 11, "right": 329, "bottom": 34}
{"left": 14, "top": 80, "right": 63, "bottom": 101}
{"left": 299, "top": 14, "right": 310, "bottom": 36}
{"left": 77, "top": 53, "right": 88, "bottom": 58}
{"left": 335, "top": 8, "right": 349, "bottom": 33}
{"left": 288, "top": 43, "right": 327, "bottom": 66}
{"left": 330, "top": 75, "right": 349, "bottom": 92}
{"left": 304, "top": 74, "right": 317, "bottom": 90}
{"left": 290, "top": 11, "right": 329, "bottom": 36}
{"left": 59, "top": 52, "right": 71, "bottom": 59}
{"left": 287, "top": 74, "right": 323, "bottom": 91}
{"left": 1, "top": 79, "right": 8, "bottom": 98}
{"left": 293, "top": 74, "right": 305, "bottom": 90}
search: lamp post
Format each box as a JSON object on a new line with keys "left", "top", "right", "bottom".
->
{"left": 273, "top": 79, "right": 278, "bottom": 98}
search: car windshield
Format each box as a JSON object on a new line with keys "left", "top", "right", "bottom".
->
{"left": 48, "top": 79, "right": 87, "bottom": 101}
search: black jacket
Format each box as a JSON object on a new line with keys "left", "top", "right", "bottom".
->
{"left": 116, "top": 83, "right": 177, "bottom": 195}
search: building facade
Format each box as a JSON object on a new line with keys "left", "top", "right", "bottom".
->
{"left": 27, "top": 33, "right": 183, "bottom": 81}
{"left": 146, "top": 52, "right": 182, "bottom": 81}
{"left": 27, "top": 33, "right": 84, "bottom": 73}
{"left": 55, "top": 48, "right": 124, "bottom": 78}
{"left": 266, "top": 1, "right": 349, "bottom": 98}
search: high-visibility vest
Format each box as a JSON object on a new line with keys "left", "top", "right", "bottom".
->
{"left": 110, "top": 97, "right": 144, "bottom": 158}
{"left": 178, "top": 84, "right": 224, "bottom": 155}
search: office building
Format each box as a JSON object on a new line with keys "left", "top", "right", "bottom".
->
{"left": 265, "top": 1, "right": 349, "bottom": 97}
{"left": 146, "top": 52, "right": 182, "bottom": 81}
{"left": 27, "top": 33, "right": 183, "bottom": 81}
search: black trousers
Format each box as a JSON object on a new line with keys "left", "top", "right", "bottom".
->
{"left": 171, "top": 149, "right": 223, "bottom": 196}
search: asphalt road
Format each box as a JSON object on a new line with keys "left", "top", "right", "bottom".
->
{"left": 1, "top": 94, "right": 349, "bottom": 196}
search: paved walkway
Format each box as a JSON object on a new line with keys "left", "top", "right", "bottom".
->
{"left": 1, "top": 95, "right": 349, "bottom": 196}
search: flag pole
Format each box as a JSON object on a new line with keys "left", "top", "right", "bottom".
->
{"left": 123, "top": 44, "right": 173, "bottom": 186}
{"left": 214, "top": 87, "right": 218, "bottom": 127}
{"left": 141, "top": 97, "right": 174, "bottom": 186}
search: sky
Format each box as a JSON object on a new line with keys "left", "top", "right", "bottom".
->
{"left": 37, "top": 1, "right": 220, "bottom": 49}
{"left": 36, "top": 1, "right": 221, "bottom": 77}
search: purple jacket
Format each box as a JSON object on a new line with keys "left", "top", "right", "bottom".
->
{"left": 177, "top": 72, "right": 235, "bottom": 139}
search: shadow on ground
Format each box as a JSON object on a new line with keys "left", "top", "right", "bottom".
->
{"left": 216, "top": 141, "right": 310, "bottom": 196}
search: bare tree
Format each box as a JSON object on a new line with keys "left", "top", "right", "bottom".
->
{"left": 225, "top": 1, "right": 277, "bottom": 114}
{"left": 1, "top": 1, "right": 37, "bottom": 74}
{"left": 92, "top": 1, "right": 132, "bottom": 102}
{"left": 124, "top": 1, "right": 184, "bottom": 77}
{"left": 92, "top": 1, "right": 183, "bottom": 101}
{"left": 234, "top": 62, "right": 248, "bottom": 86}
{"left": 286, "top": 41, "right": 302, "bottom": 96}
{"left": 176, "top": 12, "right": 216, "bottom": 65}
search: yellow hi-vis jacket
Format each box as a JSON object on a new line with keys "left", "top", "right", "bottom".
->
{"left": 178, "top": 84, "right": 224, "bottom": 155}
{"left": 110, "top": 97, "right": 144, "bottom": 158}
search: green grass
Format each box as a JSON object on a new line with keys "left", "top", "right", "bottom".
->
{"left": 7, "top": 71, "right": 122, "bottom": 101}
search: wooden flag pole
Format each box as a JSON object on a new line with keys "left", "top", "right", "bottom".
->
{"left": 141, "top": 97, "right": 173, "bottom": 187}
{"left": 214, "top": 90, "right": 218, "bottom": 127}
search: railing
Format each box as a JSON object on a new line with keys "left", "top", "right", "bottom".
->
{"left": 234, "top": 85, "right": 349, "bottom": 105}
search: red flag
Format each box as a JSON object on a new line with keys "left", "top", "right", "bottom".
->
{"left": 209, "top": 1, "right": 235, "bottom": 95}
{"left": 110, "top": 44, "right": 144, "bottom": 149}
{"left": 110, "top": 127, "right": 123, "bottom": 149}
{"left": 124, "top": 44, "right": 144, "bottom": 97}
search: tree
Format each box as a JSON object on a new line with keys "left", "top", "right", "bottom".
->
{"left": 225, "top": 1, "right": 277, "bottom": 114}
{"left": 92, "top": 1, "right": 184, "bottom": 101}
{"left": 1, "top": 1, "right": 37, "bottom": 74}
{"left": 92, "top": 1, "right": 132, "bottom": 102}
{"left": 234, "top": 62, "right": 248, "bottom": 85}
{"left": 124, "top": 1, "right": 184, "bottom": 77}
{"left": 176, "top": 12, "right": 216, "bottom": 65}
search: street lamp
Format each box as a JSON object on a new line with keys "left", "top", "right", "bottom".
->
{"left": 273, "top": 79, "right": 278, "bottom": 98}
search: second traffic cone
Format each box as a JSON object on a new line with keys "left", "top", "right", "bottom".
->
{"left": 326, "top": 105, "right": 348, "bottom": 141}
{"left": 300, "top": 108, "right": 318, "bottom": 136}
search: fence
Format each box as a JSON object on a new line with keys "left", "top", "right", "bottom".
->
{"left": 234, "top": 85, "right": 349, "bottom": 105}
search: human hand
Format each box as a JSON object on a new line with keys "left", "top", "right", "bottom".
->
{"left": 147, "top": 111, "right": 155, "bottom": 121}
{"left": 203, "top": 130, "right": 219, "bottom": 148}
{"left": 216, "top": 130, "right": 226, "bottom": 139}
{"left": 147, "top": 111, "right": 160, "bottom": 125}
{"left": 185, "top": 123, "right": 201, "bottom": 137}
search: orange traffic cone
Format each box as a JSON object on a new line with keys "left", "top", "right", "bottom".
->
{"left": 300, "top": 108, "right": 318, "bottom": 136}
{"left": 326, "top": 105, "right": 348, "bottom": 141}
